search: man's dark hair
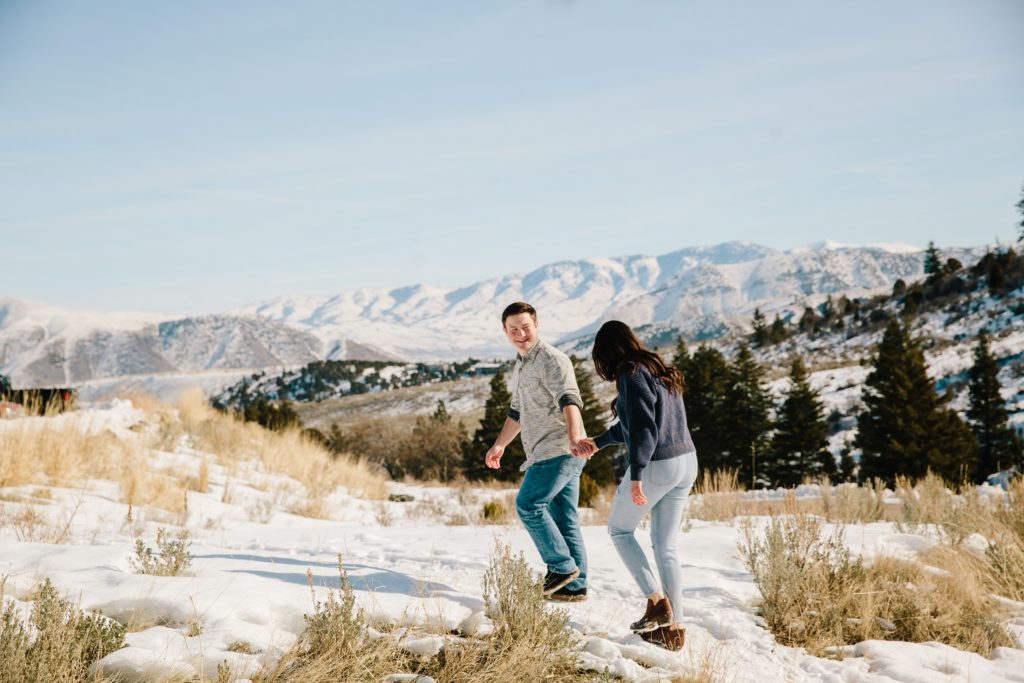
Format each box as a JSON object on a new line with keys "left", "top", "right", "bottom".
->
{"left": 501, "top": 301, "right": 537, "bottom": 326}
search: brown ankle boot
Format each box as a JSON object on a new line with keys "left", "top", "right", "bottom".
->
{"left": 641, "top": 624, "right": 686, "bottom": 651}
{"left": 629, "top": 597, "right": 673, "bottom": 633}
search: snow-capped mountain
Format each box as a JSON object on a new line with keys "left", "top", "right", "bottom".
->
{"left": 0, "top": 241, "right": 983, "bottom": 391}
{"left": 241, "top": 241, "right": 965, "bottom": 360}
{"left": 0, "top": 298, "right": 323, "bottom": 389}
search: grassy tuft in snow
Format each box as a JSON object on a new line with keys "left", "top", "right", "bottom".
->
{"left": 0, "top": 579, "right": 125, "bottom": 683}
{"left": 257, "top": 544, "right": 593, "bottom": 683}
{"left": 739, "top": 499, "right": 1014, "bottom": 656}
{"left": 129, "top": 527, "right": 194, "bottom": 576}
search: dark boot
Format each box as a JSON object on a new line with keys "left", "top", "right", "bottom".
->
{"left": 641, "top": 624, "right": 686, "bottom": 651}
{"left": 541, "top": 568, "right": 579, "bottom": 595}
{"left": 630, "top": 597, "right": 673, "bottom": 633}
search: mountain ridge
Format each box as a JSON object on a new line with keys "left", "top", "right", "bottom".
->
{"left": 1, "top": 240, "right": 984, "bottom": 393}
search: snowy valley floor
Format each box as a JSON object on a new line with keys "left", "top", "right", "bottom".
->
{"left": 2, "top": 401, "right": 1024, "bottom": 682}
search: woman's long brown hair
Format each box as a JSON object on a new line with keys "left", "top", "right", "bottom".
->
{"left": 591, "top": 320, "right": 684, "bottom": 416}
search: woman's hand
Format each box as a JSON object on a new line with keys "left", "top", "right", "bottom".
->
{"left": 630, "top": 481, "right": 647, "bottom": 506}
{"left": 572, "top": 437, "right": 598, "bottom": 459}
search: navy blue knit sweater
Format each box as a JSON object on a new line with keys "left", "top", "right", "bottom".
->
{"left": 592, "top": 363, "right": 696, "bottom": 481}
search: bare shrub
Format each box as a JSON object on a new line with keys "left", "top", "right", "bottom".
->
{"left": 0, "top": 579, "right": 125, "bottom": 682}
{"left": 246, "top": 498, "right": 274, "bottom": 524}
{"left": 481, "top": 499, "right": 508, "bottom": 524}
{"left": 130, "top": 528, "right": 194, "bottom": 576}
{"left": 256, "top": 546, "right": 590, "bottom": 683}
{"left": 3, "top": 501, "right": 79, "bottom": 545}
{"left": 739, "top": 509, "right": 1012, "bottom": 655}
{"left": 373, "top": 502, "right": 394, "bottom": 527}
{"left": 578, "top": 473, "right": 600, "bottom": 508}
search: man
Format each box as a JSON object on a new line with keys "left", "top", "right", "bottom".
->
{"left": 485, "top": 301, "right": 589, "bottom": 602}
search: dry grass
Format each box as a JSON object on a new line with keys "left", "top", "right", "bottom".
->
{"left": 689, "top": 470, "right": 908, "bottom": 524}
{"left": 738, "top": 499, "right": 1015, "bottom": 657}
{"left": 256, "top": 546, "right": 594, "bottom": 683}
{"left": 690, "top": 471, "right": 831, "bottom": 521}
{"left": 1, "top": 499, "right": 81, "bottom": 544}
{"left": 0, "top": 422, "right": 123, "bottom": 489}
{"left": 171, "top": 391, "right": 388, "bottom": 510}
{"left": 670, "top": 642, "right": 730, "bottom": 683}
{"left": 0, "top": 419, "right": 191, "bottom": 522}
{"left": 690, "top": 469, "right": 750, "bottom": 521}
{"left": 819, "top": 479, "right": 893, "bottom": 523}
{"left": 3, "top": 390, "right": 388, "bottom": 526}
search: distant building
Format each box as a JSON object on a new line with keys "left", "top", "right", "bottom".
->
{"left": 472, "top": 362, "right": 503, "bottom": 376}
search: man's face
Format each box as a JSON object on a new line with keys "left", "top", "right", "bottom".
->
{"left": 503, "top": 312, "right": 538, "bottom": 354}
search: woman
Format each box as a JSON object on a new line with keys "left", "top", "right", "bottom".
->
{"left": 573, "top": 320, "right": 698, "bottom": 651}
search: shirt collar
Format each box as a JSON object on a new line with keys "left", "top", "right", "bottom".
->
{"left": 518, "top": 338, "right": 543, "bottom": 362}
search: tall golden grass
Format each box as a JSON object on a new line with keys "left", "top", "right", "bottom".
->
{"left": 0, "top": 419, "right": 189, "bottom": 520}
{"left": 738, "top": 475, "right": 1024, "bottom": 658}
{"left": 2, "top": 391, "right": 388, "bottom": 530}
{"left": 0, "top": 422, "right": 123, "bottom": 489}
{"left": 169, "top": 391, "right": 388, "bottom": 508}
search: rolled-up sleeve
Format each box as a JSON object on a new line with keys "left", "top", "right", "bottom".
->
{"left": 544, "top": 351, "right": 582, "bottom": 410}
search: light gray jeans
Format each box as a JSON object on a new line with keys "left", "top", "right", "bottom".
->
{"left": 607, "top": 452, "right": 698, "bottom": 617}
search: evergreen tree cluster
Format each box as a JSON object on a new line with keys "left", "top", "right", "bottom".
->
{"left": 746, "top": 243, "right": 1024, "bottom": 348}
{"left": 216, "top": 358, "right": 495, "bottom": 409}
{"left": 674, "top": 318, "right": 1022, "bottom": 489}
{"left": 673, "top": 340, "right": 834, "bottom": 488}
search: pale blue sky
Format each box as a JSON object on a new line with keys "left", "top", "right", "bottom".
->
{"left": 2, "top": 0, "right": 1022, "bottom": 314}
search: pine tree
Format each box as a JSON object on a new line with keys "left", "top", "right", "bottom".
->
{"left": 571, "top": 355, "right": 616, "bottom": 485}
{"left": 432, "top": 399, "right": 451, "bottom": 424}
{"left": 751, "top": 308, "right": 768, "bottom": 347}
{"left": 924, "top": 241, "right": 943, "bottom": 277}
{"left": 764, "top": 356, "right": 834, "bottom": 487}
{"left": 769, "top": 314, "right": 788, "bottom": 344}
{"left": 672, "top": 336, "right": 691, "bottom": 374}
{"left": 855, "top": 319, "right": 977, "bottom": 485}
{"left": 683, "top": 345, "right": 730, "bottom": 472}
{"left": 405, "top": 400, "right": 470, "bottom": 482}
{"left": 464, "top": 370, "right": 525, "bottom": 481}
{"left": 927, "top": 408, "right": 980, "bottom": 484}
{"left": 722, "top": 344, "right": 771, "bottom": 488}
{"left": 967, "top": 330, "right": 1024, "bottom": 479}
{"left": 838, "top": 446, "right": 857, "bottom": 483}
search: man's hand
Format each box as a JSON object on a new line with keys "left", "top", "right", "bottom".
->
{"left": 572, "top": 437, "right": 598, "bottom": 460}
{"left": 485, "top": 444, "right": 505, "bottom": 469}
{"left": 631, "top": 480, "right": 648, "bottom": 506}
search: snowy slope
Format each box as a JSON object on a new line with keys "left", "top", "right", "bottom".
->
{"left": 3, "top": 401, "right": 1023, "bottom": 682}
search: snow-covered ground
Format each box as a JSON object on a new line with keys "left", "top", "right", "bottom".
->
{"left": 2, "top": 401, "right": 1024, "bottom": 682}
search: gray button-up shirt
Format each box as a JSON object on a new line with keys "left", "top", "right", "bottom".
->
{"left": 507, "top": 339, "right": 583, "bottom": 470}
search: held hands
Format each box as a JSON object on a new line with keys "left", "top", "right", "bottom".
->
{"left": 571, "top": 437, "right": 598, "bottom": 460}
{"left": 631, "top": 481, "right": 647, "bottom": 506}
{"left": 485, "top": 444, "right": 504, "bottom": 469}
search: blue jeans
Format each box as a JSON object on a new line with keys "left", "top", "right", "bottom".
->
{"left": 516, "top": 455, "right": 587, "bottom": 590}
{"left": 607, "top": 452, "right": 698, "bottom": 616}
